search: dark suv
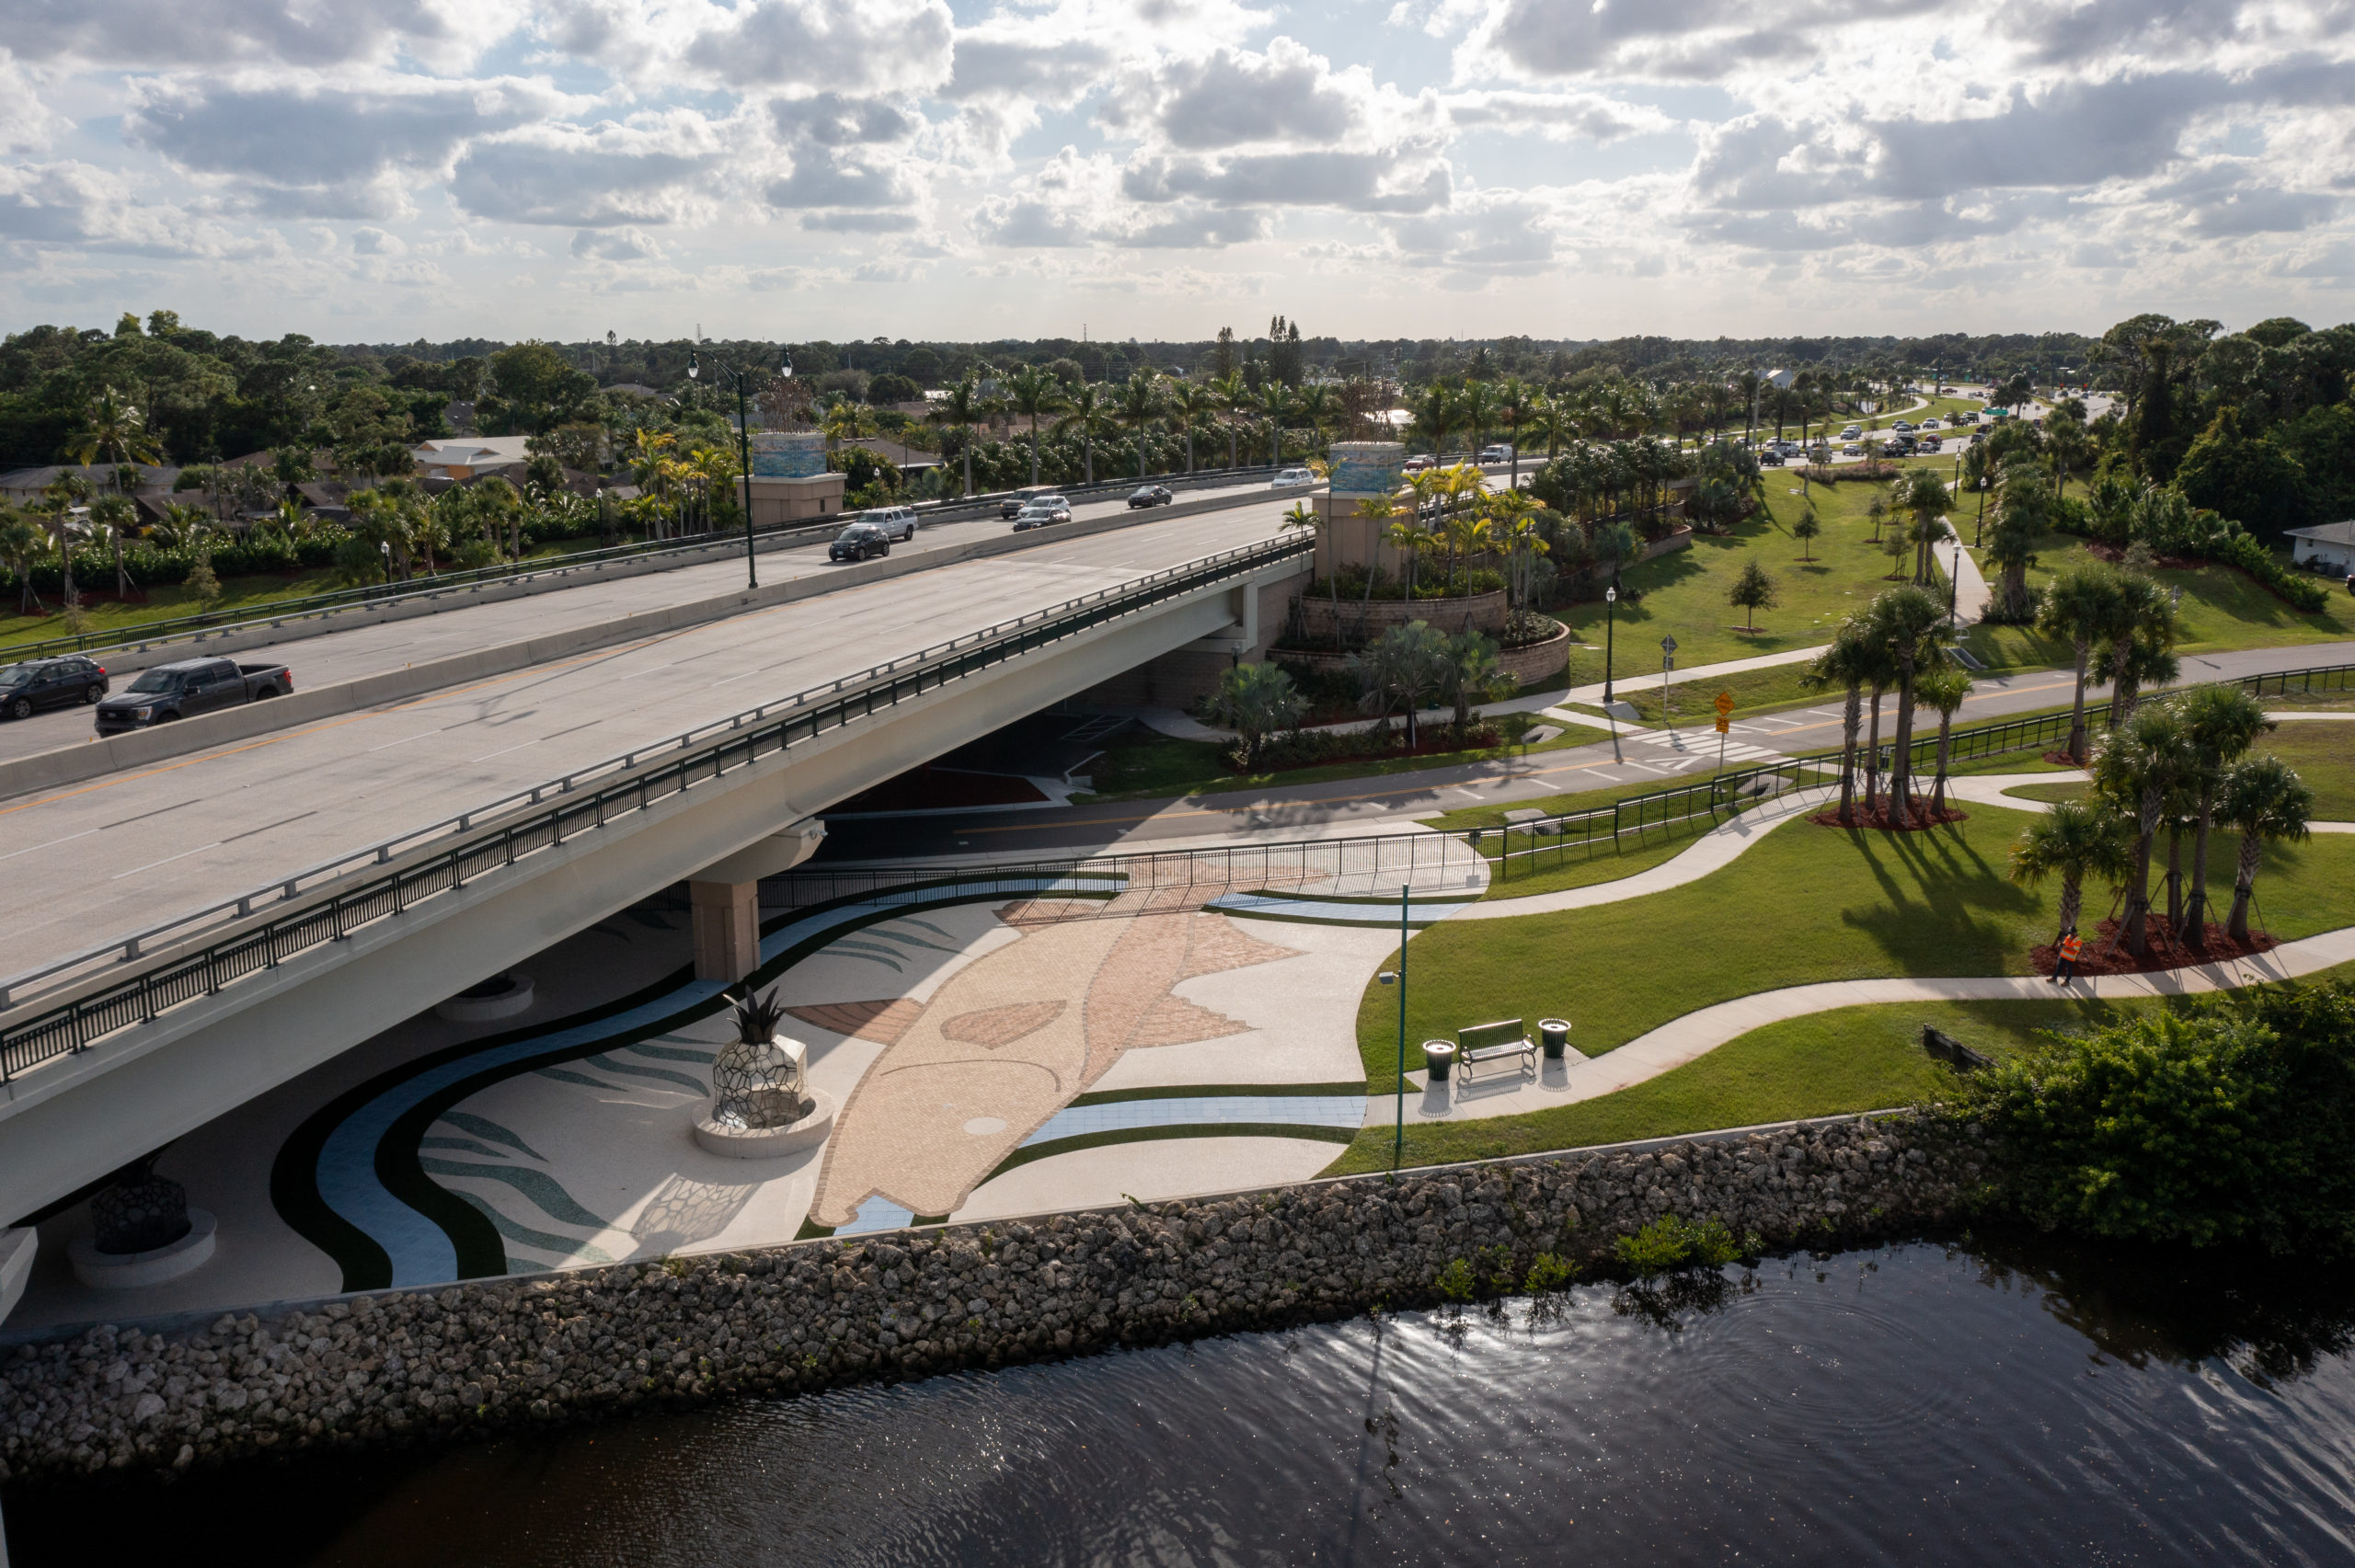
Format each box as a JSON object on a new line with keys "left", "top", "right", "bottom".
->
{"left": 828, "top": 522, "right": 891, "bottom": 562}
{"left": 0, "top": 656, "right": 108, "bottom": 719}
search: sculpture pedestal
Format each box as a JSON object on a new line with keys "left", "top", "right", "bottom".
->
{"left": 693, "top": 1090, "right": 836, "bottom": 1160}
{"left": 69, "top": 1209, "right": 217, "bottom": 1289}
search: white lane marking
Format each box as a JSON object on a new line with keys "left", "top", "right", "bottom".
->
{"left": 369, "top": 729, "right": 444, "bottom": 751}
{"left": 470, "top": 738, "right": 543, "bottom": 761}
{"left": 111, "top": 842, "right": 224, "bottom": 880}
{"left": 0, "top": 827, "right": 95, "bottom": 864}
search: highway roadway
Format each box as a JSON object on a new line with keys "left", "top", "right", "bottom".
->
{"left": 819, "top": 639, "right": 2355, "bottom": 864}
{"left": 0, "top": 498, "right": 1305, "bottom": 984}
{"left": 0, "top": 477, "right": 1288, "bottom": 766}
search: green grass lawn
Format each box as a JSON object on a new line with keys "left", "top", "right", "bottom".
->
{"left": 0, "top": 568, "right": 345, "bottom": 651}
{"left": 1989, "top": 718, "right": 2352, "bottom": 817}
{"left": 1322, "top": 802, "right": 2355, "bottom": 1173}
{"left": 1075, "top": 712, "right": 1616, "bottom": 803}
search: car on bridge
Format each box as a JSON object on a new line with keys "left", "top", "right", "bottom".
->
{"left": 999, "top": 486, "right": 1059, "bottom": 520}
{"left": 1128, "top": 485, "right": 1174, "bottom": 508}
{"left": 1012, "top": 497, "right": 1074, "bottom": 530}
{"left": 828, "top": 521, "right": 894, "bottom": 562}
{"left": 0, "top": 655, "right": 108, "bottom": 720}
{"left": 1269, "top": 467, "right": 1315, "bottom": 488}
{"left": 854, "top": 507, "right": 918, "bottom": 542}
{"left": 94, "top": 657, "right": 291, "bottom": 732}
{"left": 1477, "top": 444, "right": 1513, "bottom": 464}
{"left": 1402, "top": 454, "right": 1435, "bottom": 473}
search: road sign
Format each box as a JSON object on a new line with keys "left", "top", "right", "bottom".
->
{"left": 1663, "top": 656, "right": 1675, "bottom": 670}
{"left": 1713, "top": 690, "right": 1734, "bottom": 716}
{"left": 1660, "top": 635, "right": 1678, "bottom": 653}
{"left": 1715, "top": 715, "right": 1730, "bottom": 734}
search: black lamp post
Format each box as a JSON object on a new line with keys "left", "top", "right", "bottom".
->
{"left": 1603, "top": 581, "right": 1618, "bottom": 705}
{"left": 687, "top": 348, "right": 790, "bottom": 591}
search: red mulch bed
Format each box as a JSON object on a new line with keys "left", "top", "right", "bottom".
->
{"left": 1811, "top": 795, "right": 1970, "bottom": 830}
{"left": 2031, "top": 917, "right": 2277, "bottom": 978}
{"left": 2039, "top": 750, "right": 2088, "bottom": 769}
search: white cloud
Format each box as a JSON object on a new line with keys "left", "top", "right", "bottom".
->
{"left": 683, "top": 0, "right": 954, "bottom": 94}
{"left": 451, "top": 111, "right": 736, "bottom": 227}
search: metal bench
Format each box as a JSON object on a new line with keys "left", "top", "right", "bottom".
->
{"left": 1456, "top": 1018, "right": 1537, "bottom": 1078}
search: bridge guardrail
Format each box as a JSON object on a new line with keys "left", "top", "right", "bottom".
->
{"left": 0, "top": 533, "right": 1312, "bottom": 1077}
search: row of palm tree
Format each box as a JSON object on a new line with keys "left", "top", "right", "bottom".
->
{"left": 1803, "top": 586, "right": 1975, "bottom": 830}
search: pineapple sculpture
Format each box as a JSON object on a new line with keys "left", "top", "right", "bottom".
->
{"left": 709, "top": 982, "right": 810, "bottom": 1130}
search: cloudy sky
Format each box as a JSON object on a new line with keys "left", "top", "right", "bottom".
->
{"left": 3, "top": 0, "right": 2351, "bottom": 342}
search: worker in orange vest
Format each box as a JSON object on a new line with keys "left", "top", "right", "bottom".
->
{"left": 2050, "top": 926, "right": 2084, "bottom": 983}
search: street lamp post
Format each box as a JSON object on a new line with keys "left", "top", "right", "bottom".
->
{"left": 1603, "top": 582, "right": 1618, "bottom": 706}
{"left": 378, "top": 539, "right": 391, "bottom": 589}
{"left": 1378, "top": 883, "right": 1410, "bottom": 1173}
{"left": 687, "top": 348, "right": 791, "bottom": 591}
{"left": 1948, "top": 545, "right": 1961, "bottom": 629}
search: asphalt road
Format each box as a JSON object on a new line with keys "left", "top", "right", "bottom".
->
{"left": 0, "top": 499, "right": 1304, "bottom": 983}
{"left": 0, "top": 477, "right": 1285, "bottom": 766}
{"left": 818, "top": 639, "right": 2355, "bottom": 864}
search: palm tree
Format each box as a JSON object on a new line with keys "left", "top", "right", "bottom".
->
{"left": 1408, "top": 381, "right": 1454, "bottom": 460}
{"left": 1802, "top": 629, "right": 1876, "bottom": 824}
{"left": 1290, "top": 383, "right": 1338, "bottom": 458}
{"left": 1901, "top": 468, "right": 1951, "bottom": 588}
{"left": 1254, "top": 381, "right": 1292, "bottom": 466}
{"left": 1052, "top": 383, "right": 1120, "bottom": 486}
{"left": 2092, "top": 699, "right": 2193, "bottom": 957}
{"left": 1493, "top": 377, "right": 1534, "bottom": 488}
{"left": 1116, "top": 369, "right": 1163, "bottom": 479}
{"left": 68, "top": 387, "right": 163, "bottom": 597}
{"left": 1441, "top": 629, "right": 1508, "bottom": 729}
{"left": 1168, "top": 380, "right": 1220, "bottom": 474}
{"left": 2008, "top": 799, "right": 2134, "bottom": 939}
{"left": 0, "top": 509, "right": 44, "bottom": 613}
{"left": 1208, "top": 661, "right": 1304, "bottom": 768}
{"left": 927, "top": 375, "right": 995, "bottom": 497}
{"left": 1212, "top": 372, "right": 1250, "bottom": 469}
{"left": 2175, "top": 686, "right": 2270, "bottom": 944}
{"left": 1864, "top": 585, "right": 1949, "bottom": 828}
{"left": 1488, "top": 489, "right": 1545, "bottom": 609}
{"left": 1982, "top": 460, "right": 2048, "bottom": 619}
{"left": 1917, "top": 666, "right": 1974, "bottom": 816}
{"left": 1457, "top": 378, "right": 1499, "bottom": 458}
{"left": 2221, "top": 754, "right": 2314, "bottom": 944}
{"left": 2100, "top": 572, "right": 2180, "bottom": 726}
{"left": 2036, "top": 559, "right": 2127, "bottom": 763}
{"left": 1281, "top": 500, "right": 1344, "bottom": 647}
{"left": 1353, "top": 488, "right": 1403, "bottom": 630}
{"left": 1382, "top": 512, "right": 1429, "bottom": 604}
{"left": 1522, "top": 390, "right": 1575, "bottom": 461}
{"left": 1002, "top": 364, "right": 1070, "bottom": 487}
{"left": 1350, "top": 621, "right": 1449, "bottom": 748}
{"left": 87, "top": 494, "right": 140, "bottom": 599}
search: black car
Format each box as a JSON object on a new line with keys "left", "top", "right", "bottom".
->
{"left": 1128, "top": 485, "right": 1174, "bottom": 508}
{"left": 828, "top": 522, "right": 891, "bottom": 562}
{"left": 0, "top": 655, "right": 108, "bottom": 720}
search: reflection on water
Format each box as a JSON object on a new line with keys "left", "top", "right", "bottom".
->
{"left": 12, "top": 1232, "right": 2355, "bottom": 1567}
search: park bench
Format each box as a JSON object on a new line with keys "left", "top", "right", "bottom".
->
{"left": 1456, "top": 1018, "right": 1537, "bottom": 1079}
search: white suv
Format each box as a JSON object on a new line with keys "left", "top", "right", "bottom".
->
{"left": 856, "top": 506, "right": 917, "bottom": 542}
{"left": 1270, "top": 467, "right": 1315, "bottom": 488}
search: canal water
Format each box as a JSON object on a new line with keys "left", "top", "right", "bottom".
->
{"left": 11, "top": 1233, "right": 2355, "bottom": 1566}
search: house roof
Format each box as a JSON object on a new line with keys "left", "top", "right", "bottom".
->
{"left": 2285, "top": 521, "right": 2355, "bottom": 547}
{"left": 0, "top": 462, "right": 178, "bottom": 494}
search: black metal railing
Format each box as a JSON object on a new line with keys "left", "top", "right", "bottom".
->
{"left": 0, "top": 534, "right": 1311, "bottom": 1080}
{"left": 2239, "top": 661, "right": 2355, "bottom": 699}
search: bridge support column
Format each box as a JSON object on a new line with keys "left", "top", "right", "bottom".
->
{"left": 686, "top": 818, "right": 826, "bottom": 984}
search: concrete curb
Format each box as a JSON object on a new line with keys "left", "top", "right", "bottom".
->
{"left": 0, "top": 486, "right": 1310, "bottom": 803}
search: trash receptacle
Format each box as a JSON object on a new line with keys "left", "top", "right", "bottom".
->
{"left": 1422, "top": 1040, "right": 1458, "bottom": 1082}
{"left": 1539, "top": 1018, "right": 1570, "bottom": 1059}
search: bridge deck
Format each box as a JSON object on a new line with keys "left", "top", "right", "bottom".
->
{"left": 0, "top": 505, "right": 1295, "bottom": 982}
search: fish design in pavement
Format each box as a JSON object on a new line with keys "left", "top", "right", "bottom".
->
{"left": 807, "top": 910, "right": 1293, "bottom": 1226}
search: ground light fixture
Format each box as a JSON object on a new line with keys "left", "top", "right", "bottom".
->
{"left": 687, "top": 349, "right": 790, "bottom": 590}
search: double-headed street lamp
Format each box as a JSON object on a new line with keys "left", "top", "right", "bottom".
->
{"left": 687, "top": 348, "right": 791, "bottom": 591}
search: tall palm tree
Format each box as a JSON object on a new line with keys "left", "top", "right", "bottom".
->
{"left": 2007, "top": 798, "right": 2134, "bottom": 939}
{"left": 2092, "top": 699, "right": 2193, "bottom": 957}
{"left": 87, "top": 494, "right": 140, "bottom": 599}
{"left": 1168, "top": 380, "right": 1220, "bottom": 474}
{"left": 68, "top": 387, "right": 163, "bottom": 597}
{"left": 1212, "top": 372, "right": 1250, "bottom": 469}
{"left": 1116, "top": 369, "right": 1164, "bottom": 479}
{"left": 2221, "top": 754, "right": 2313, "bottom": 944}
{"left": 1457, "top": 378, "right": 1499, "bottom": 459}
{"left": 1382, "top": 512, "right": 1429, "bottom": 603}
{"left": 1254, "top": 381, "right": 1292, "bottom": 466}
{"left": 2176, "top": 686, "right": 2270, "bottom": 944}
{"left": 2099, "top": 572, "right": 2180, "bottom": 726}
{"left": 1803, "top": 624, "right": 1877, "bottom": 825}
{"left": 2036, "top": 560, "right": 2127, "bottom": 763}
{"left": 1917, "top": 666, "right": 1974, "bottom": 816}
{"left": 1493, "top": 377, "right": 1534, "bottom": 487}
{"left": 927, "top": 375, "right": 995, "bottom": 497}
{"left": 1408, "top": 381, "right": 1454, "bottom": 459}
{"left": 1522, "top": 391, "right": 1576, "bottom": 461}
{"left": 1290, "top": 383, "right": 1338, "bottom": 458}
{"left": 1901, "top": 468, "right": 1951, "bottom": 588}
{"left": 1052, "top": 383, "right": 1120, "bottom": 486}
{"left": 1002, "top": 364, "right": 1071, "bottom": 487}
{"left": 1982, "top": 460, "right": 2048, "bottom": 619}
{"left": 0, "top": 509, "right": 44, "bottom": 613}
{"left": 1865, "top": 585, "right": 1948, "bottom": 828}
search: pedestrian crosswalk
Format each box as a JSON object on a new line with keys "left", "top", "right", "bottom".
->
{"left": 1617, "top": 725, "right": 1788, "bottom": 775}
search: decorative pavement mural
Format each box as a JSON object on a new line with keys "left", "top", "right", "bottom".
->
{"left": 271, "top": 865, "right": 1483, "bottom": 1290}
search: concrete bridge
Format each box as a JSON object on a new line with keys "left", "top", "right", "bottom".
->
{"left": 0, "top": 503, "right": 1312, "bottom": 1233}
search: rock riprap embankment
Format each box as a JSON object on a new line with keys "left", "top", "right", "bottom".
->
{"left": 1, "top": 1115, "right": 1979, "bottom": 1483}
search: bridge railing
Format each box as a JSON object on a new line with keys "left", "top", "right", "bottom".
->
{"left": 0, "top": 534, "right": 1311, "bottom": 1078}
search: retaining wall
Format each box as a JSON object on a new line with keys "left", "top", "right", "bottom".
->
{"left": 0, "top": 1113, "right": 1978, "bottom": 1485}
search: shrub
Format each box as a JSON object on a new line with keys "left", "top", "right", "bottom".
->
{"left": 1522, "top": 1252, "right": 1579, "bottom": 1294}
{"left": 2221, "top": 532, "right": 2330, "bottom": 612}
{"left": 1946, "top": 982, "right": 2355, "bottom": 1254}
{"left": 1434, "top": 1257, "right": 1476, "bottom": 1303}
{"left": 1614, "top": 1215, "right": 1756, "bottom": 1278}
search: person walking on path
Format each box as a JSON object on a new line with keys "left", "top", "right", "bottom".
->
{"left": 2050, "top": 927, "right": 2084, "bottom": 984}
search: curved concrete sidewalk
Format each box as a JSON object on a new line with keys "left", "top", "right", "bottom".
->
{"left": 1458, "top": 784, "right": 1836, "bottom": 919}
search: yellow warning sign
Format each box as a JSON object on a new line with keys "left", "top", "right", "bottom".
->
{"left": 1713, "top": 690, "right": 1735, "bottom": 716}
{"left": 1715, "top": 716, "right": 1730, "bottom": 734}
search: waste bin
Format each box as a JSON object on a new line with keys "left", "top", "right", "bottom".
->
{"left": 1539, "top": 1018, "right": 1571, "bottom": 1059}
{"left": 1422, "top": 1040, "right": 1458, "bottom": 1082}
